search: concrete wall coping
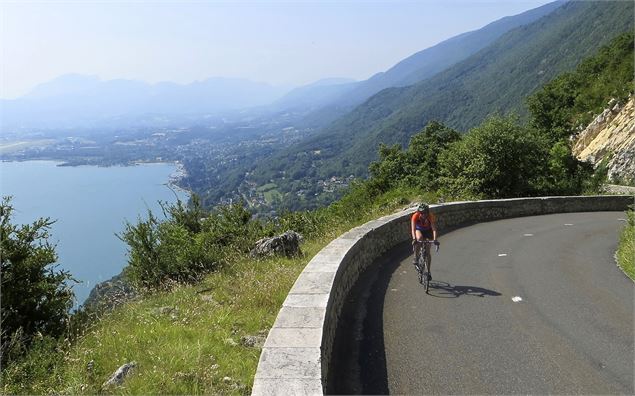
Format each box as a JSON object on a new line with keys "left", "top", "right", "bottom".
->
{"left": 251, "top": 195, "right": 633, "bottom": 395}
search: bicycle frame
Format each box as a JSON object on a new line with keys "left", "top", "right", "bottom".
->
{"left": 413, "top": 240, "right": 438, "bottom": 292}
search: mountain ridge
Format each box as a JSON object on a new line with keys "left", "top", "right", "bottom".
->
{"left": 1, "top": 75, "right": 290, "bottom": 130}
{"left": 331, "top": 0, "right": 566, "bottom": 109}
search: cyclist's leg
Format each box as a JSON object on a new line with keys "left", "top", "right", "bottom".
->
{"left": 414, "top": 229, "right": 424, "bottom": 263}
{"left": 422, "top": 229, "right": 433, "bottom": 279}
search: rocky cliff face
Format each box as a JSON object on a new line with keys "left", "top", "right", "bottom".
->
{"left": 572, "top": 96, "right": 635, "bottom": 184}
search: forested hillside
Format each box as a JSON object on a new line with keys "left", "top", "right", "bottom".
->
{"left": 253, "top": 0, "right": 633, "bottom": 210}
{"left": 328, "top": 0, "right": 564, "bottom": 109}
{"left": 357, "top": 32, "right": 634, "bottom": 202}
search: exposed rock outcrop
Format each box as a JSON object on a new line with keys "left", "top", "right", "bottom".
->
{"left": 250, "top": 231, "right": 303, "bottom": 258}
{"left": 601, "top": 184, "right": 635, "bottom": 195}
{"left": 83, "top": 272, "right": 137, "bottom": 312}
{"left": 102, "top": 362, "right": 137, "bottom": 388}
{"left": 573, "top": 96, "right": 635, "bottom": 183}
{"left": 240, "top": 334, "right": 266, "bottom": 348}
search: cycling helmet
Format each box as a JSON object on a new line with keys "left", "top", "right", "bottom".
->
{"left": 417, "top": 203, "right": 429, "bottom": 213}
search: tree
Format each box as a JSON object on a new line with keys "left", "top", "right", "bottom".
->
{"left": 0, "top": 197, "right": 74, "bottom": 365}
{"left": 438, "top": 116, "right": 550, "bottom": 199}
{"left": 368, "top": 143, "right": 408, "bottom": 193}
{"left": 368, "top": 121, "right": 461, "bottom": 193}
{"left": 403, "top": 121, "right": 461, "bottom": 190}
{"left": 542, "top": 140, "right": 594, "bottom": 195}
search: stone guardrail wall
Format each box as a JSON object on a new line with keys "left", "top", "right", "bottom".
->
{"left": 251, "top": 195, "right": 633, "bottom": 395}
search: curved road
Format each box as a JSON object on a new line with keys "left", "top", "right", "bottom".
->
{"left": 329, "top": 211, "right": 633, "bottom": 394}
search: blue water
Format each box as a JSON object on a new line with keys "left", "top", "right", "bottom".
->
{"left": 0, "top": 161, "right": 189, "bottom": 305}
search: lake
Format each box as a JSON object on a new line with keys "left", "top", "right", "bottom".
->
{"left": 0, "top": 161, "right": 189, "bottom": 305}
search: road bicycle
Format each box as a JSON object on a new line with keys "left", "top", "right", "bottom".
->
{"left": 413, "top": 240, "right": 439, "bottom": 293}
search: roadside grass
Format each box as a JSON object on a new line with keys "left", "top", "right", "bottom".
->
{"left": 2, "top": 186, "right": 429, "bottom": 395}
{"left": 3, "top": 249, "right": 317, "bottom": 395}
{"left": 616, "top": 210, "right": 634, "bottom": 281}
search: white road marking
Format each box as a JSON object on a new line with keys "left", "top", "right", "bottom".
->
{"left": 524, "top": 233, "right": 534, "bottom": 237}
{"left": 564, "top": 223, "right": 573, "bottom": 226}
{"left": 391, "top": 288, "right": 398, "bottom": 292}
{"left": 512, "top": 296, "right": 523, "bottom": 302}
{"left": 618, "top": 218, "right": 627, "bottom": 222}
{"left": 498, "top": 253, "right": 508, "bottom": 257}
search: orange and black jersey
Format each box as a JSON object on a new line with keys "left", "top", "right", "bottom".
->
{"left": 411, "top": 211, "right": 436, "bottom": 231}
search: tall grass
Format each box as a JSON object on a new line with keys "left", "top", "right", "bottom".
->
{"left": 616, "top": 210, "right": 634, "bottom": 280}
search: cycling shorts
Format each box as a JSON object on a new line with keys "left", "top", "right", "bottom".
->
{"left": 415, "top": 227, "right": 433, "bottom": 240}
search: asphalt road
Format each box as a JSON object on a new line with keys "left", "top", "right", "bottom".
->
{"left": 328, "top": 211, "right": 634, "bottom": 395}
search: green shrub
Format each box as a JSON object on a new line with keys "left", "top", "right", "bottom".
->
{"left": 277, "top": 209, "right": 327, "bottom": 239}
{"left": 120, "top": 198, "right": 280, "bottom": 289}
{"left": 0, "top": 197, "right": 74, "bottom": 366}
{"left": 119, "top": 203, "right": 221, "bottom": 289}
{"left": 438, "top": 116, "right": 551, "bottom": 199}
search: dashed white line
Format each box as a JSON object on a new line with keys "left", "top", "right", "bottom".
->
{"left": 512, "top": 296, "right": 523, "bottom": 302}
{"left": 498, "top": 253, "right": 508, "bottom": 257}
{"left": 523, "top": 233, "right": 534, "bottom": 237}
{"left": 564, "top": 223, "right": 574, "bottom": 226}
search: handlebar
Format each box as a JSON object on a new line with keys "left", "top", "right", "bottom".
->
{"left": 412, "top": 239, "right": 440, "bottom": 252}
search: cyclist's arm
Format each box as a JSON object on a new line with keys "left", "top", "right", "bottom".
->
{"left": 431, "top": 214, "right": 438, "bottom": 241}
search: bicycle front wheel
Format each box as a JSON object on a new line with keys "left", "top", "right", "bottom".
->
{"left": 423, "top": 255, "right": 430, "bottom": 293}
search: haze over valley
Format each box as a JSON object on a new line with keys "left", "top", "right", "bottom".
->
{"left": 3, "top": 0, "right": 632, "bottom": 214}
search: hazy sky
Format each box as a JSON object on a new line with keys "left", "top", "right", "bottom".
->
{"left": 2, "top": 0, "right": 555, "bottom": 99}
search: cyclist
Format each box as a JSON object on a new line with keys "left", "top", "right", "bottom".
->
{"left": 411, "top": 203, "right": 439, "bottom": 280}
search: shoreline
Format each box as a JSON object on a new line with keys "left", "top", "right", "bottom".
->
{"left": 1, "top": 157, "right": 193, "bottom": 197}
{"left": 165, "top": 161, "right": 190, "bottom": 195}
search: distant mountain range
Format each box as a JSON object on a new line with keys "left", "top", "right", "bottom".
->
{"left": 0, "top": 75, "right": 290, "bottom": 130}
{"left": 1, "top": 1, "right": 565, "bottom": 132}
{"left": 252, "top": 0, "right": 634, "bottom": 201}
{"left": 272, "top": 78, "right": 356, "bottom": 112}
